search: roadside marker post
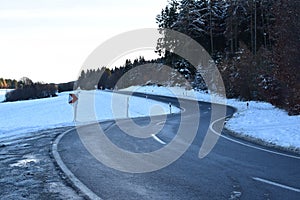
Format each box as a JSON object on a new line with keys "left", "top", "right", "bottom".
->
{"left": 69, "top": 93, "right": 79, "bottom": 122}
{"left": 126, "top": 96, "right": 129, "bottom": 118}
{"left": 169, "top": 102, "right": 172, "bottom": 114}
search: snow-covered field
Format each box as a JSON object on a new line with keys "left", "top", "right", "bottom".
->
{"left": 122, "top": 86, "right": 300, "bottom": 151}
{"left": 1, "top": 86, "right": 299, "bottom": 151}
{"left": 0, "top": 89, "right": 179, "bottom": 140}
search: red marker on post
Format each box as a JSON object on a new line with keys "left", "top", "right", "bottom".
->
{"left": 69, "top": 94, "right": 78, "bottom": 104}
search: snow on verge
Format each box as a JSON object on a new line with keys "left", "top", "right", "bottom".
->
{"left": 121, "top": 85, "right": 300, "bottom": 151}
{"left": 0, "top": 90, "right": 180, "bottom": 140}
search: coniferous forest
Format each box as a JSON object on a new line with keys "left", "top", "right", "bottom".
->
{"left": 155, "top": 0, "right": 299, "bottom": 115}
{"left": 1, "top": 0, "right": 299, "bottom": 115}
{"left": 76, "top": 0, "right": 299, "bottom": 115}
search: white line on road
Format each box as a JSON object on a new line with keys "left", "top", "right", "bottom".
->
{"left": 208, "top": 116, "right": 300, "bottom": 160}
{"left": 220, "top": 134, "right": 300, "bottom": 160}
{"left": 151, "top": 134, "right": 166, "bottom": 145}
{"left": 156, "top": 121, "right": 165, "bottom": 126}
{"left": 252, "top": 177, "right": 300, "bottom": 193}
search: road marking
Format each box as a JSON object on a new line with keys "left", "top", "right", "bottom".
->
{"left": 151, "top": 134, "right": 166, "bottom": 145}
{"left": 180, "top": 106, "right": 186, "bottom": 113}
{"left": 252, "top": 177, "right": 300, "bottom": 193}
{"left": 208, "top": 115, "right": 300, "bottom": 160}
{"left": 220, "top": 134, "right": 300, "bottom": 160}
{"left": 156, "top": 121, "right": 165, "bottom": 126}
{"left": 126, "top": 92, "right": 300, "bottom": 160}
{"left": 198, "top": 115, "right": 228, "bottom": 158}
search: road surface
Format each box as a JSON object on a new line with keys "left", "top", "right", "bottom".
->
{"left": 53, "top": 92, "right": 300, "bottom": 200}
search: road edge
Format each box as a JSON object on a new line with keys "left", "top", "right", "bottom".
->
{"left": 223, "top": 127, "right": 300, "bottom": 156}
{"left": 123, "top": 90, "right": 300, "bottom": 155}
{"left": 51, "top": 128, "right": 103, "bottom": 200}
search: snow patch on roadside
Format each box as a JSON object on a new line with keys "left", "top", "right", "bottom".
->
{"left": 10, "top": 154, "right": 40, "bottom": 168}
{"left": 226, "top": 101, "right": 300, "bottom": 150}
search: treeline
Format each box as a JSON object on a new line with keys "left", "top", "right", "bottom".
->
{"left": 76, "top": 57, "right": 171, "bottom": 90}
{"left": 2, "top": 77, "right": 57, "bottom": 102}
{"left": 0, "top": 78, "right": 22, "bottom": 89}
{"left": 5, "top": 83, "right": 57, "bottom": 102}
{"left": 155, "top": 0, "right": 299, "bottom": 115}
{"left": 57, "top": 81, "right": 75, "bottom": 93}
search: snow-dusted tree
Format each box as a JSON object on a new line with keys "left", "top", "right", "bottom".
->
{"left": 171, "top": 0, "right": 199, "bottom": 36}
{"left": 207, "top": 0, "right": 227, "bottom": 56}
{"left": 225, "top": 0, "right": 249, "bottom": 54}
{"left": 271, "top": 0, "right": 300, "bottom": 115}
{"left": 156, "top": 0, "right": 179, "bottom": 30}
{"left": 225, "top": 0, "right": 275, "bottom": 55}
{"left": 156, "top": 0, "right": 180, "bottom": 68}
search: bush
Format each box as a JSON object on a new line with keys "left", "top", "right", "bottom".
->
{"left": 57, "top": 81, "right": 74, "bottom": 93}
{"left": 5, "top": 83, "right": 57, "bottom": 102}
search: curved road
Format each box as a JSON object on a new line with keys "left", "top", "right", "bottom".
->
{"left": 53, "top": 92, "right": 300, "bottom": 200}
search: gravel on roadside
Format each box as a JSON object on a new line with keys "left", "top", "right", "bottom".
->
{"left": 0, "top": 127, "right": 85, "bottom": 200}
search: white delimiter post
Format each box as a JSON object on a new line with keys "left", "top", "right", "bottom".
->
{"left": 73, "top": 91, "right": 80, "bottom": 122}
{"left": 73, "top": 97, "right": 77, "bottom": 122}
{"left": 73, "top": 101, "right": 77, "bottom": 122}
{"left": 169, "top": 102, "right": 172, "bottom": 114}
{"left": 126, "top": 96, "right": 129, "bottom": 118}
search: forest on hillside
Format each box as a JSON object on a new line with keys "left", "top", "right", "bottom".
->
{"left": 155, "top": 0, "right": 299, "bottom": 115}
{"left": 76, "top": 0, "right": 299, "bottom": 115}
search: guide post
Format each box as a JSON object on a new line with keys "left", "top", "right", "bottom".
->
{"left": 69, "top": 93, "right": 79, "bottom": 122}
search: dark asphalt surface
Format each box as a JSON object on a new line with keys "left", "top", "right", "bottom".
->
{"left": 56, "top": 92, "right": 300, "bottom": 200}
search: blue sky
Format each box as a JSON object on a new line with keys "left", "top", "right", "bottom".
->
{"left": 0, "top": 0, "right": 167, "bottom": 83}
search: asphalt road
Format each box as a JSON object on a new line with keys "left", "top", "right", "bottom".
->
{"left": 54, "top": 92, "right": 300, "bottom": 200}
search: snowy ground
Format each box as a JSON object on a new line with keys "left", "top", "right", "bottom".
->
{"left": 1, "top": 86, "right": 299, "bottom": 150}
{"left": 121, "top": 85, "right": 300, "bottom": 151}
{"left": 0, "top": 127, "right": 85, "bottom": 199}
{"left": 0, "top": 86, "right": 299, "bottom": 198}
{"left": 0, "top": 89, "right": 181, "bottom": 199}
{"left": 0, "top": 89, "right": 12, "bottom": 102}
{"left": 0, "top": 89, "right": 179, "bottom": 140}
